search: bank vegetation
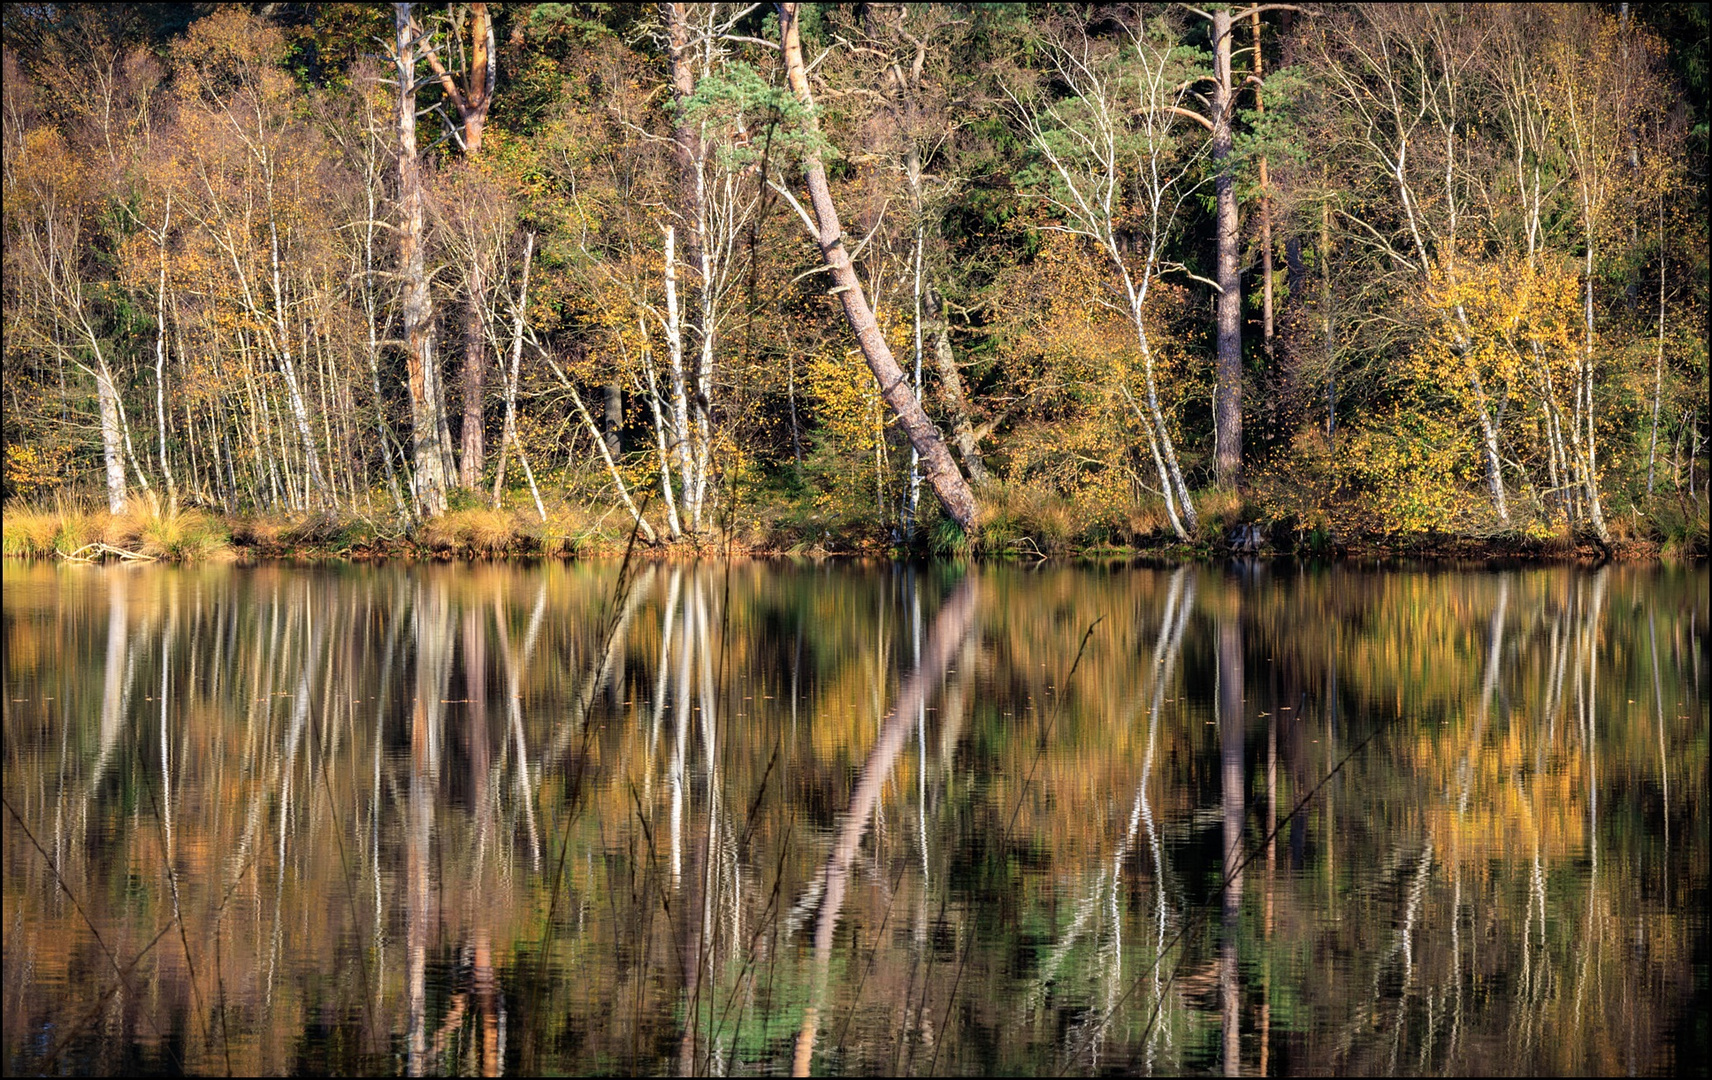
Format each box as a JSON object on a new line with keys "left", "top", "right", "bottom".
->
{"left": 3, "top": 3, "right": 1707, "bottom": 561}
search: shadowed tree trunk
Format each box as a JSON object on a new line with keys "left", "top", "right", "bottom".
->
{"left": 1253, "top": 11, "right": 1274, "bottom": 366}
{"left": 604, "top": 381, "right": 622, "bottom": 457}
{"left": 1219, "top": 609, "right": 1245, "bottom": 1077}
{"left": 1180, "top": 5, "right": 1312, "bottom": 485}
{"left": 1211, "top": 7, "right": 1244, "bottom": 487}
{"left": 926, "top": 285, "right": 988, "bottom": 483}
{"left": 419, "top": 2, "right": 498, "bottom": 489}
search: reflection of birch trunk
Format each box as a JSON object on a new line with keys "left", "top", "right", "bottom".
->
{"left": 538, "top": 567, "right": 653, "bottom": 774}
{"left": 646, "top": 568, "right": 683, "bottom": 802}
{"left": 679, "top": 573, "right": 715, "bottom": 1075}
{"left": 1459, "top": 576, "right": 1510, "bottom": 813}
{"left": 407, "top": 575, "right": 454, "bottom": 1077}
{"left": 460, "top": 602, "right": 506, "bottom": 1080}
{"left": 464, "top": 600, "right": 493, "bottom": 864}
{"left": 89, "top": 572, "right": 133, "bottom": 796}
{"left": 494, "top": 584, "right": 546, "bottom": 870}
{"left": 158, "top": 600, "right": 181, "bottom": 898}
{"left": 1571, "top": 567, "right": 1607, "bottom": 1029}
{"left": 1143, "top": 571, "right": 1192, "bottom": 1072}
{"left": 792, "top": 577, "right": 979, "bottom": 1077}
{"left": 371, "top": 578, "right": 407, "bottom": 1012}
{"left": 1648, "top": 611, "right": 1668, "bottom": 868}
{"left": 1573, "top": 569, "right": 1607, "bottom": 869}
{"left": 271, "top": 593, "right": 324, "bottom": 1014}
{"left": 1049, "top": 569, "right": 1192, "bottom": 1070}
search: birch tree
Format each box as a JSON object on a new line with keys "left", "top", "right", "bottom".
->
{"left": 1005, "top": 14, "right": 1208, "bottom": 539}
{"left": 1311, "top": 4, "right": 1513, "bottom": 525}
{"left": 171, "top": 9, "right": 333, "bottom": 509}
{"left": 659, "top": 2, "right": 768, "bottom": 534}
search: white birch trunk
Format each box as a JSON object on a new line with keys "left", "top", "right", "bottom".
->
{"left": 662, "top": 226, "right": 697, "bottom": 531}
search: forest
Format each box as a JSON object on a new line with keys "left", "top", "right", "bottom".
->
{"left": 3, "top": 2, "right": 1707, "bottom": 558}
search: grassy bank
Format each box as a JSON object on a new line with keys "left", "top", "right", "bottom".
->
{"left": 5, "top": 485, "right": 1706, "bottom": 565}
{"left": 2, "top": 495, "right": 234, "bottom": 562}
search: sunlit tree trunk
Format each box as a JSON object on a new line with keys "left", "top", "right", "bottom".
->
{"left": 148, "top": 195, "right": 177, "bottom": 510}
{"left": 494, "top": 233, "right": 546, "bottom": 521}
{"left": 776, "top": 2, "right": 978, "bottom": 531}
{"left": 1321, "top": 197, "right": 1336, "bottom": 444}
{"left": 359, "top": 142, "right": 407, "bottom": 515}
{"left": 1648, "top": 155, "right": 1665, "bottom": 495}
{"left": 661, "top": 225, "right": 696, "bottom": 530}
{"left": 98, "top": 371, "right": 129, "bottom": 514}
{"left": 664, "top": 3, "right": 711, "bottom": 532}
{"left": 640, "top": 321, "right": 686, "bottom": 540}
{"left": 22, "top": 212, "right": 133, "bottom": 512}
{"left": 907, "top": 226, "right": 924, "bottom": 535}
{"left": 395, "top": 4, "right": 448, "bottom": 516}
{"left": 261, "top": 206, "right": 330, "bottom": 507}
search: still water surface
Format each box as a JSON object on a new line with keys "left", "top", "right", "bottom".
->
{"left": 3, "top": 559, "right": 1706, "bottom": 1075}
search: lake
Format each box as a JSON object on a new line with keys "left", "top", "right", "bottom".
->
{"left": 3, "top": 558, "right": 1706, "bottom": 1075}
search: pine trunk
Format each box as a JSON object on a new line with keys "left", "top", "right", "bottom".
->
{"left": 1212, "top": 8, "right": 1243, "bottom": 487}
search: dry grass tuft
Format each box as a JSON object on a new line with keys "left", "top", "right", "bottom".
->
{"left": 1192, "top": 486, "right": 1244, "bottom": 540}
{"left": 3, "top": 504, "right": 62, "bottom": 556}
{"left": 4, "top": 494, "right": 229, "bottom": 561}
{"left": 416, "top": 507, "right": 532, "bottom": 556}
{"left": 1121, "top": 499, "right": 1172, "bottom": 543}
{"left": 231, "top": 513, "right": 287, "bottom": 548}
{"left": 976, "top": 480, "right": 1078, "bottom": 554}
{"left": 137, "top": 507, "right": 230, "bottom": 561}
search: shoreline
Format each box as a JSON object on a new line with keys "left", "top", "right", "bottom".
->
{"left": 5, "top": 499, "right": 1705, "bottom": 567}
{"left": 4, "top": 530, "right": 1694, "bottom": 569}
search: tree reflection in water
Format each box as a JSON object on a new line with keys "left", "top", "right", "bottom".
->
{"left": 2, "top": 561, "right": 1705, "bottom": 1076}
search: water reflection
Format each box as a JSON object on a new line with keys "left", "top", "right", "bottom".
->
{"left": 2, "top": 560, "right": 1705, "bottom": 1075}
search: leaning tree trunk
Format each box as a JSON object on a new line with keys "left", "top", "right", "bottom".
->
{"left": 776, "top": 2, "right": 978, "bottom": 530}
